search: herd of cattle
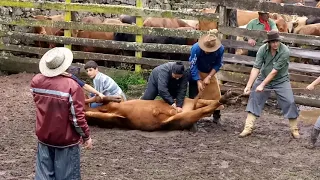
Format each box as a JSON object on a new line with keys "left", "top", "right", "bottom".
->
{"left": 31, "top": 0, "right": 320, "bottom": 64}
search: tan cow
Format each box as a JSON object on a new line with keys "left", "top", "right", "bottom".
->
{"left": 143, "top": 17, "right": 192, "bottom": 28}
{"left": 32, "top": 15, "right": 65, "bottom": 48}
{"left": 84, "top": 90, "right": 233, "bottom": 131}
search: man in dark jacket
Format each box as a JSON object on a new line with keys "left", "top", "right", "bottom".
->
{"left": 141, "top": 62, "right": 189, "bottom": 112}
{"left": 30, "top": 47, "right": 92, "bottom": 180}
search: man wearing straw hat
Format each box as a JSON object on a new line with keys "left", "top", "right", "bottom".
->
{"left": 30, "top": 47, "right": 92, "bottom": 180}
{"left": 239, "top": 30, "right": 300, "bottom": 138}
{"left": 189, "top": 32, "right": 224, "bottom": 124}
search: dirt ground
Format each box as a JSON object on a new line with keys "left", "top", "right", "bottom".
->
{"left": 1, "top": 73, "right": 320, "bottom": 180}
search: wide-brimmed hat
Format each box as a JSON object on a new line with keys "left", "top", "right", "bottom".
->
{"left": 263, "top": 30, "right": 282, "bottom": 43}
{"left": 198, "top": 33, "right": 222, "bottom": 52}
{"left": 258, "top": 11, "right": 269, "bottom": 14}
{"left": 39, "top": 47, "right": 73, "bottom": 77}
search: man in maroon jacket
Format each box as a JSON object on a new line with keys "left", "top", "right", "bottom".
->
{"left": 30, "top": 47, "right": 92, "bottom": 180}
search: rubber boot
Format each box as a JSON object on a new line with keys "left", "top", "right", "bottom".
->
{"left": 239, "top": 113, "right": 256, "bottom": 138}
{"left": 305, "top": 128, "right": 320, "bottom": 149}
{"left": 289, "top": 118, "right": 300, "bottom": 139}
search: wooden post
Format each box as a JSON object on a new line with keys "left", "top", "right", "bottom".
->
{"left": 64, "top": 0, "right": 72, "bottom": 50}
{"left": 135, "top": 0, "right": 143, "bottom": 73}
{"left": 218, "top": 5, "right": 228, "bottom": 85}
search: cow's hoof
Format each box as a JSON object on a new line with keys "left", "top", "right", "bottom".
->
{"left": 189, "top": 124, "right": 198, "bottom": 132}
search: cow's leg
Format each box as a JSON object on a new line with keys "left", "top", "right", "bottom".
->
{"left": 162, "top": 100, "right": 222, "bottom": 125}
{"left": 162, "top": 91, "right": 233, "bottom": 125}
{"left": 85, "top": 111, "right": 125, "bottom": 120}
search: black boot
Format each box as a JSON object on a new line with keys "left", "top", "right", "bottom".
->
{"left": 305, "top": 128, "right": 320, "bottom": 149}
{"left": 212, "top": 110, "right": 221, "bottom": 124}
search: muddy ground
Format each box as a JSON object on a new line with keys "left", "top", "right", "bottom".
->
{"left": 1, "top": 73, "right": 320, "bottom": 180}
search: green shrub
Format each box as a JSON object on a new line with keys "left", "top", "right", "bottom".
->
{"left": 112, "top": 72, "right": 147, "bottom": 92}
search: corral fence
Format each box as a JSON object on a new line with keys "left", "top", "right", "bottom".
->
{"left": 1, "top": 0, "right": 320, "bottom": 107}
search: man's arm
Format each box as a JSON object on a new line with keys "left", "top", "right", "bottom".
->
{"left": 243, "top": 21, "right": 254, "bottom": 41}
{"left": 246, "top": 46, "right": 265, "bottom": 88}
{"left": 209, "top": 46, "right": 224, "bottom": 78}
{"left": 70, "top": 86, "right": 90, "bottom": 141}
{"left": 158, "top": 71, "right": 175, "bottom": 105}
{"left": 189, "top": 46, "right": 200, "bottom": 81}
{"left": 175, "top": 72, "right": 189, "bottom": 107}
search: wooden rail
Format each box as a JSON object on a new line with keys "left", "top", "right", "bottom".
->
{"left": 0, "top": 0, "right": 218, "bottom": 21}
{"left": 1, "top": 31, "right": 319, "bottom": 60}
{"left": 1, "top": 18, "right": 320, "bottom": 47}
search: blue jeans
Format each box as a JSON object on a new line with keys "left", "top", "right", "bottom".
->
{"left": 89, "top": 93, "right": 102, "bottom": 108}
{"left": 35, "top": 142, "right": 81, "bottom": 180}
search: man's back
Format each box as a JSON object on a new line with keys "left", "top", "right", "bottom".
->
{"left": 31, "top": 74, "right": 90, "bottom": 147}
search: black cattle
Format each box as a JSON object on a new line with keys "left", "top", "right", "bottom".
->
{"left": 119, "top": 15, "right": 136, "bottom": 24}
{"left": 114, "top": 33, "right": 191, "bottom": 61}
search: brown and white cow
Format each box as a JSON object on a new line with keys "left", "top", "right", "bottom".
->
{"left": 84, "top": 90, "right": 233, "bottom": 131}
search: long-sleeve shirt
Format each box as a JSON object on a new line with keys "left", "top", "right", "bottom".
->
{"left": 189, "top": 42, "right": 224, "bottom": 81}
{"left": 149, "top": 62, "right": 189, "bottom": 107}
{"left": 244, "top": 18, "right": 278, "bottom": 45}
{"left": 93, "top": 72, "right": 124, "bottom": 96}
{"left": 30, "top": 74, "right": 90, "bottom": 147}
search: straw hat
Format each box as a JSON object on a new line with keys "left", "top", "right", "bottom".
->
{"left": 39, "top": 47, "right": 73, "bottom": 77}
{"left": 198, "top": 33, "right": 222, "bottom": 52}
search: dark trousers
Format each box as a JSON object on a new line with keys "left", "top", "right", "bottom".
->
{"left": 35, "top": 142, "right": 81, "bottom": 180}
{"left": 188, "top": 78, "right": 221, "bottom": 119}
{"left": 141, "top": 83, "right": 177, "bottom": 101}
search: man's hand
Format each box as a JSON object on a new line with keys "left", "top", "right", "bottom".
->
{"left": 203, "top": 75, "right": 211, "bottom": 85}
{"left": 306, "top": 84, "right": 315, "bottom": 91}
{"left": 248, "top": 39, "right": 256, "bottom": 46}
{"left": 83, "top": 137, "right": 93, "bottom": 149}
{"left": 98, "top": 93, "right": 105, "bottom": 99}
{"left": 197, "top": 80, "right": 204, "bottom": 92}
{"left": 255, "top": 84, "right": 265, "bottom": 92}
{"left": 244, "top": 86, "right": 251, "bottom": 95}
{"left": 176, "top": 107, "right": 183, "bottom": 113}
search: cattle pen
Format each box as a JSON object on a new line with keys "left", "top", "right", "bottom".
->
{"left": 2, "top": 0, "right": 320, "bottom": 179}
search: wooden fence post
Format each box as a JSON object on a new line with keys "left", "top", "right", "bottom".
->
{"left": 218, "top": 5, "right": 228, "bottom": 85}
{"left": 64, "top": 0, "right": 72, "bottom": 50}
{"left": 135, "top": 0, "right": 143, "bottom": 73}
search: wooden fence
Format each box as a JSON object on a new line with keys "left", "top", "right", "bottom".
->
{"left": 1, "top": 0, "right": 320, "bottom": 107}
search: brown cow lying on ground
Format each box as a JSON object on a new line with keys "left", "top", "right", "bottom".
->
{"left": 84, "top": 91, "right": 234, "bottom": 131}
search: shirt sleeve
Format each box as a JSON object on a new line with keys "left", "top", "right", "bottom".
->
{"left": 211, "top": 46, "right": 224, "bottom": 72}
{"left": 269, "top": 19, "right": 278, "bottom": 31}
{"left": 175, "top": 71, "right": 189, "bottom": 107}
{"left": 273, "top": 50, "right": 290, "bottom": 70}
{"left": 70, "top": 85, "right": 90, "bottom": 140}
{"left": 71, "top": 74, "right": 86, "bottom": 87}
{"left": 158, "top": 71, "right": 175, "bottom": 105}
{"left": 243, "top": 21, "right": 254, "bottom": 41}
{"left": 253, "top": 46, "right": 265, "bottom": 69}
{"left": 189, "top": 46, "right": 200, "bottom": 81}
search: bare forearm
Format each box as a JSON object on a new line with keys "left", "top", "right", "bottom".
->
{"left": 260, "top": 69, "right": 278, "bottom": 87}
{"left": 208, "top": 69, "right": 217, "bottom": 78}
{"left": 310, "top": 76, "right": 320, "bottom": 86}
{"left": 246, "top": 68, "right": 260, "bottom": 88}
{"left": 83, "top": 84, "right": 102, "bottom": 96}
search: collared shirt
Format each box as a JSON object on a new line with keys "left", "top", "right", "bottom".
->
{"left": 93, "top": 72, "right": 124, "bottom": 96}
{"left": 254, "top": 42, "right": 290, "bottom": 86}
{"left": 245, "top": 18, "right": 278, "bottom": 45}
{"left": 189, "top": 42, "right": 224, "bottom": 81}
